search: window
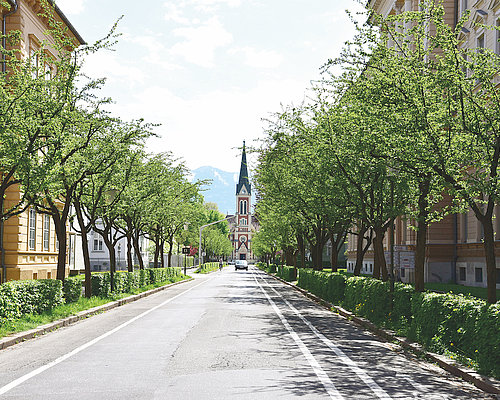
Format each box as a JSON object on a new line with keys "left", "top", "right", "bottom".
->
{"left": 93, "top": 237, "right": 103, "bottom": 251}
{"left": 28, "top": 209, "right": 36, "bottom": 250}
{"left": 239, "top": 200, "right": 248, "bottom": 215}
{"left": 477, "top": 34, "right": 485, "bottom": 53}
{"left": 29, "top": 48, "right": 39, "bottom": 78}
{"left": 43, "top": 215, "right": 50, "bottom": 251}
{"left": 459, "top": 267, "right": 466, "bottom": 281}
{"left": 241, "top": 218, "right": 247, "bottom": 226}
{"left": 401, "top": 268, "right": 405, "bottom": 278}
{"left": 475, "top": 267, "right": 483, "bottom": 283}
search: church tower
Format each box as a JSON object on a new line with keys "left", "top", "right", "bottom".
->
{"left": 234, "top": 141, "right": 252, "bottom": 260}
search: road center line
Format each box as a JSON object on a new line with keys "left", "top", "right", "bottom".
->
{"left": 0, "top": 277, "right": 214, "bottom": 396}
{"left": 252, "top": 272, "right": 345, "bottom": 400}
{"left": 259, "top": 273, "right": 392, "bottom": 400}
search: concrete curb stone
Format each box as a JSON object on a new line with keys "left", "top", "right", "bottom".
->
{"left": 266, "top": 271, "right": 500, "bottom": 395}
{"left": 0, "top": 277, "right": 194, "bottom": 351}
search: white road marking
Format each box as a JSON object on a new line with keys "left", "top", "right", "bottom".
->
{"left": 0, "top": 277, "right": 214, "bottom": 396}
{"left": 259, "top": 273, "right": 393, "bottom": 400}
{"left": 253, "top": 273, "right": 345, "bottom": 400}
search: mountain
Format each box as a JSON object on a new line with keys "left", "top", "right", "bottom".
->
{"left": 191, "top": 166, "right": 239, "bottom": 215}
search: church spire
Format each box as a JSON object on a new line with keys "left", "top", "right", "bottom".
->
{"left": 236, "top": 140, "right": 251, "bottom": 195}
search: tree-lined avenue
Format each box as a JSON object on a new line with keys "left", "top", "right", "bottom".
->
{"left": 0, "top": 268, "right": 490, "bottom": 399}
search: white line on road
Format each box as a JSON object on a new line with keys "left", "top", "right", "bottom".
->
{"left": 252, "top": 273, "right": 345, "bottom": 400}
{"left": 0, "top": 277, "right": 215, "bottom": 396}
{"left": 259, "top": 275, "right": 392, "bottom": 399}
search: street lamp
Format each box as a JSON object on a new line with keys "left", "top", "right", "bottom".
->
{"left": 198, "top": 216, "right": 232, "bottom": 268}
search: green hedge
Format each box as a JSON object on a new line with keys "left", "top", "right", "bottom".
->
{"left": 0, "top": 279, "right": 64, "bottom": 323}
{"left": 256, "top": 262, "right": 278, "bottom": 274}
{"left": 297, "top": 268, "right": 499, "bottom": 379}
{"left": 198, "top": 262, "right": 222, "bottom": 273}
{"left": 277, "top": 265, "right": 297, "bottom": 282}
{"left": 63, "top": 276, "right": 84, "bottom": 303}
{"left": 91, "top": 268, "right": 183, "bottom": 297}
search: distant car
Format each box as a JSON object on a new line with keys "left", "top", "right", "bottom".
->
{"left": 234, "top": 260, "right": 248, "bottom": 271}
{"left": 228, "top": 260, "right": 235, "bottom": 266}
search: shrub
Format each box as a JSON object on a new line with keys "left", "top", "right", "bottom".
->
{"left": 63, "top": 276, "right": 84, "bottom": 303}
{"left": 277, "top": 265, "right": 297, "bottom": 281}
{"left": 90, "top": 268, "right": 183, "bottom": 297}
{"left": 198, "top": 262, "right": 219, "bottom": 273}
{"left": 0, "top": 279, "right": 63, "bottom": 322}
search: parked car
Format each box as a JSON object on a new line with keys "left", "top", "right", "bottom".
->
{"left": 234, "top": 260, "right": 248, "bottom": 271}
{"left": 228, "top": 260, "right": 235, "bottom": 266}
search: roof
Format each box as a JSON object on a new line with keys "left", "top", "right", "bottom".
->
{"left": 51, "top": 1, "right": 86, "bottom": 45}
{"left": 236, "top": 141, "right": 251, "bottom": 195}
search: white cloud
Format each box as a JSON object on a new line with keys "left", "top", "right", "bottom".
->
{"left": 124, "top": 34, "right": 179, "bottom": 71}
{"left": 110, "top": 78, "right": 308, "bottom": 171}
{"left": 81, "top": 51, "right": 145, "bottom": 86}
{"left": 170, "top": 17, "right": 233, "bottom": 67}
{"left": 56, "top": 0, "right": 86, "bottom": 15}
{"left": 230, "top": 46, "right": 283, "bottom": 69}
{"left": 164, "top": 2, "right": 191, "bottom": 25}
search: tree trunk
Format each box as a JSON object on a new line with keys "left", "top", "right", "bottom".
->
{"left": 126, "top": 233, "right": 133, "bottom": 272}
{"left": 102, "top": 235, "right": 116, "bottom": 292}
{"left": 73, "top": 199, "right": 92, "bottom": 298}
{"left": 153, "top": 235, "right": 160, "bottom": 268}
{"left": 414, "top": 179, "right": 430, "bottom": 292}
{"left": 55, "top": 218, "right": 67, "bottom": 281}
{"left": 297, "top": 233, "right": 306, "bottom": 268}
{"left": 481, "top": 217, "right": 497, "bottom": 304}
{"left": 354, "top": 224, "right": 368, "bottom": 276}
{"left": 372, "top": 228, "right": 388, "bottom": 281}
{"left": 132, "top": 230, "right": 144, "bottom": 270}
{"left": 167, "top": 237, "right": 174, "bottom": 268}
{"left": 329, "top": 230, "right": 339, "bottom": 273}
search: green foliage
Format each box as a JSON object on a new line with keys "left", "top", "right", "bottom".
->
{"left": 276, "top": 265, "right": 297, "bottom": 282}
{"left": 62, "top": 276, "right": 84, "bottom": 303}
{"left": 198, "top": 262, "right": 222, "bottom": 274}
{"left": 0, "top": 279, "right": 64, "bottom": 323}
{"left": 90, "top": 268, "right": 183, "bottom": 297}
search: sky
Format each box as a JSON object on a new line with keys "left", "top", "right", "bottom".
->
{"left": 56, "top": 0, "right": 366, "bottom": 173}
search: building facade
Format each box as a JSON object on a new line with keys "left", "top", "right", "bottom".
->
{"left": 1, "top": 0, "right": 84, "bottom": 282}
{"left": 346, "top": 0, "right": 500, "bottom": 288}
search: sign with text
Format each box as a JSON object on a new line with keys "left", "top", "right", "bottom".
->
{"left": 182, "top": 247, "right": 190, "bottom": 255}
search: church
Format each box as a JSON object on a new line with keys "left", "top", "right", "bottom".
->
{"left": 227, "top": 142, "right": 258, "bottom": 261}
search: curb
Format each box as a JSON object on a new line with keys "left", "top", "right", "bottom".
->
{"left": 0, "top": 277, "right": 194, "bottom": 351}
{"left": 265, "top": 272, "right": 500, "bottom": 395}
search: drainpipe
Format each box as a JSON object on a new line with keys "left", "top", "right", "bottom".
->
{"left": 2, "top": 0, "right": 18, "bottom": 73}
{"left": 1, "top": 0, "right": 17, "bottom": 283}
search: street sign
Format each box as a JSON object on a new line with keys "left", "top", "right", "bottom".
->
{"left": 182, "top": 247, "right": 190, "bottom": 255}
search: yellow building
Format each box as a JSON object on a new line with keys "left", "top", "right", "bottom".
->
{"left": 1, "top": 0, "right": 84, "bottom": 282}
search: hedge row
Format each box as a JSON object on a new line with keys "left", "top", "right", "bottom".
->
{"left": 198, "top": 262, "right": 222, "bottom": 274}
{"left": 276, "top": 265, "right": 297, "bottom": 282}
{"left": 91, "top": 268, "right": 183, "bottom": 297}
{"left": 0, "top": 279, "right": 64, "bottom": 323}
{"left": 297, "top": 269, "right": 499, "bottom": 379}
{"left": 256, "top": 262, "right": 277, "bottom": 274}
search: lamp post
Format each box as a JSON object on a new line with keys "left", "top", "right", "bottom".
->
{"left": 198, "top": 216, "right": 232, "bottom": 268}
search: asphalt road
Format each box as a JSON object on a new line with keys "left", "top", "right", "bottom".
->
{"left": 0, "top": 267, "right": 495, "bottom": 399}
